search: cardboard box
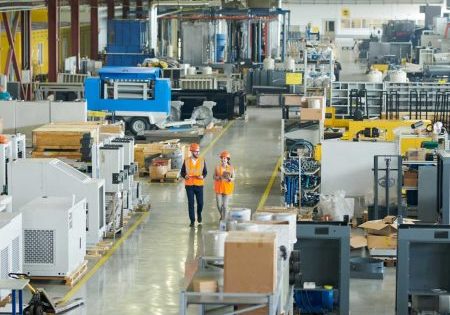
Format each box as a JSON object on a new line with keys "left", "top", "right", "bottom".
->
{"left": 192, "top": 278, "right": 218, "bottom": 293}
{"left": 406, "top": 148, "right": 426, "bottom": 161}
{"left": 404, "top": 170, "right": 418, "bottom": 187}
{"left": 301, "top": 108, "right": 325, "bottom": 121}
{"left": 350, "top": 235, "right": 368, "bottom": 249}
{"left": 283, "top": 94, "right": 304, "bottom": 107}
{"left": 359, "top": 219, "right": 398, "bottom": 236}
{"left": 359, "top": 217, "right": 416, "bottom": 236}
{"left": 367, "top": 234, "right": 397, "bottom": 249}
{"left": 224, "top": 232, "right": 277, "bottom": 294}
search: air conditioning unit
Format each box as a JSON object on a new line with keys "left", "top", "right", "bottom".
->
{"left": 0, "top": 212, "right": 22, "bottom": 301}
{"left": 21, "top": 196, "right": 86, "bottom": 277}
{"left": 9, "top": 158, "right": 106, "bottom": 245}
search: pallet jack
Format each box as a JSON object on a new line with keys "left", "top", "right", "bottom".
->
{"left": 8, "top": 273, "right": 84, "bottom": 315}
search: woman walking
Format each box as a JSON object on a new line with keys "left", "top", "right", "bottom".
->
{"left": 214, "top": 151, "right": 235, "bottom": 220}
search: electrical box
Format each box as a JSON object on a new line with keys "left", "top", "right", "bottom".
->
{"left": 0, "top": 212, "right": 22, "bottom": 300}
{"left": 9, "top": 158, "right": 106, "bottom": 245}
{"left": 21, "top": 196, "right": 86, "bottom": 277}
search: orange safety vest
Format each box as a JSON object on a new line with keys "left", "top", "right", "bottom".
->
{"left": 184, "top": 157, "right": 205, "bottom": 186}
{"left": 214, "top": 164, "right": 234, "bottom": 195}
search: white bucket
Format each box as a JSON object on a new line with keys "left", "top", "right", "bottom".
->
{"left": 187, "top": 66, "right": 197, "bottom": 75}
{"left": 273, "top": 213, "right": 297, "bottom": 243}
{"left": 263, "top": 57, "right": 275, "bottom": 70}
{"left": 201, "top": 66, "right": 212, "bottom": 75}
{"left": 389, "top": 70, "right": 407, "bottom": 83}
{"left": 367, "top": 69, "right": 383, "bottom": 83}
{"left": 308, "top": 98, "right": 321, "bottom": 109}
{"left": 203, "top": 230, "right": 228, "bottom": 257}
{"left": 236, "top": 223, "right": 259, "bottom": 232}
{"left": 284, "top": 57, "right": 296, "bottom": 71}
{"left": 253, "top": 212, "right": 274, "bottom": 221}
{"left": 228, "top": 208, "right": 252, "bottom": 222}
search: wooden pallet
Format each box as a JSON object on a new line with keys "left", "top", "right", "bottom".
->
{"left": 138, "top": 169, "right": 149, "bottom": 177}
{"left": 32, "top": 150, "right": 82, "bottom": 159}
{"left": 86, "top": 241, "right": 114, "bottom": 258}
{"left": 134, "top": 202, "right": 151, "bottom": 212}
{"left": 150, "top": 177, "right": 180, "bottom": 183}
{"left": 29, "top": 260, "right": 88, "bottom": 287}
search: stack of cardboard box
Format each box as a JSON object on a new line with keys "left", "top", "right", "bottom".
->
{"left": 359, "top": 216, "right": 415, "bottom": 250}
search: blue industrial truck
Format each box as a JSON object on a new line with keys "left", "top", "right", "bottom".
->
{"left": 85, "top": 67, "right": 171, "bottom": 134}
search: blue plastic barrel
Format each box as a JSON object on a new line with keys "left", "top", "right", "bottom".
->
{"left": 216, "top": 34, "right": 226, "bottom": 62}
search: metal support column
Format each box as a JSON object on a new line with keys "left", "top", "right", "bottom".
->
{"left": 258, "top": 19, "right": 262, "bottom": 63}
{"left": 107, "top": 0, "right": 114, "bottom": 20}
{"left": 71, "top": 0, "right": 80, "bottom": 71}
{"left": 122, "top": 0, "right": 129, "bottom": 18}
{"left": 2, "top": 12, "right": 25, "bottom": 97}
{"left": 282, "top": 12, "right": 286, "bottom": 62}
{"left": 2, "top": 12, "right": 19, "bottom": 78}
{"left": 21, "top": 10, "right": 32, "bottom": 100}
{"left": 48, "top": 0, "right": 59, "bottom": 82}
{"left": 90, "top": 0, "right": 99, "bottom": 60}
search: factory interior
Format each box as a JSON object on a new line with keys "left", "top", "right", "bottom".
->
{"left": 1, "top": 0, "right": 450, "bottom": 314}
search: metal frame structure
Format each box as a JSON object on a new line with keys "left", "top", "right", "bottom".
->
{"left": 161, "top": 7, "right": 290, "bottom": 63}
{"left": 180, "top": 256, "right": 293, "bottom": 315}
{"left": 372, "top": 155, "right": 403, "bottom": 220}
{"left": 437, "top": 151, "right": 450, "bottom": 225}
{"left": 396, "top": 224, "right": 450, "bottom": 315}
{"left": 294, "top": 222, "right": 350, "bottom": 315}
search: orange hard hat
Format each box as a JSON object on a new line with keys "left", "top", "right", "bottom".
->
{"left": 219, "top": 150, "right": 230, "bottom": 158}
{"left": 190, "top": 143, "right": 200, "bottom": 152}
{"left": 0, "top": 135, "right": 7, "bottom": 144}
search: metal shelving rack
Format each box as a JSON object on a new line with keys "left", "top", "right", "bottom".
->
{"left": 303, "top": 48, "right": 334, "bottom": 97}
{"left": 330, "top": 82, "right": 384, "bottom": 118}
{"left": 384, "top": 82, "right": 450, "bottom": 116}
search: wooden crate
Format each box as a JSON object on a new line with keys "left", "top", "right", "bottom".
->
{"left": 33, "top": 124, "right": 99, "bottom": 150}
{"left": 32, "top": 150, "right": 82, "bottom": 159}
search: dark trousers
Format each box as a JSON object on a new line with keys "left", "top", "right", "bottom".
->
{"left": 185, "top": 185, "right": 204, "bottom": 223}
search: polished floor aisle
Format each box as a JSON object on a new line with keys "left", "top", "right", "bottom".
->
{"left": 40, "top": 106, "right": 396, "bottom": 315}
{"left": 42, "top": 107, "right": 283, "bottom": 315}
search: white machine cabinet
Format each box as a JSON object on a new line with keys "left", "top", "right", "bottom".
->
{"left": 21, "top": 196, "right": 86, "bottom": 277}
{"left": 0, "top": 196, "right": 12, "bottom": 213}
{"left": 0, "top": 212, "right": 22, "bottom": 300}
{"left": 98, "top": 144, "right": 125, "bottom": 193}
{"left": 111, "top": 137, "right": 136, "bottom": 210}
{"left": 9, "top": 159, "right": 106, "bottom": 245}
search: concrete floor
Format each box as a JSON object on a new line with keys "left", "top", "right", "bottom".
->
{"left": 18, "top": 57, "right": 398, "bottom": 315}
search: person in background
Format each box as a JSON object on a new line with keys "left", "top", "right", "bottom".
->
{"left": 180, "top": 143, "right": 207, "bottom": 227}
{"left": 0, "top": 85, "right": 11, "bottom": 101}
{"left": 334, "top": 61, "right": 342, "bottom": 81}
{"left": 214, "top": 151, "right": 235, "bottom": 220}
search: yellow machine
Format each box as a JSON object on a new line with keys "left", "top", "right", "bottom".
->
{"left": 324, "top": 107, "right": 431, "bottom": 142}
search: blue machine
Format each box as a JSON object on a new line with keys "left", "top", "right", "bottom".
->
{"left": 106, "top": 19, "right": 153, "bottom": 66}
{"left": 85, "top": 67, "right": 171, "bottom": 133}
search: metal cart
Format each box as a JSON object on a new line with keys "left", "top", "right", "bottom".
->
{"left": 180, "top": 256, "right": 293, "bottom": 315}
